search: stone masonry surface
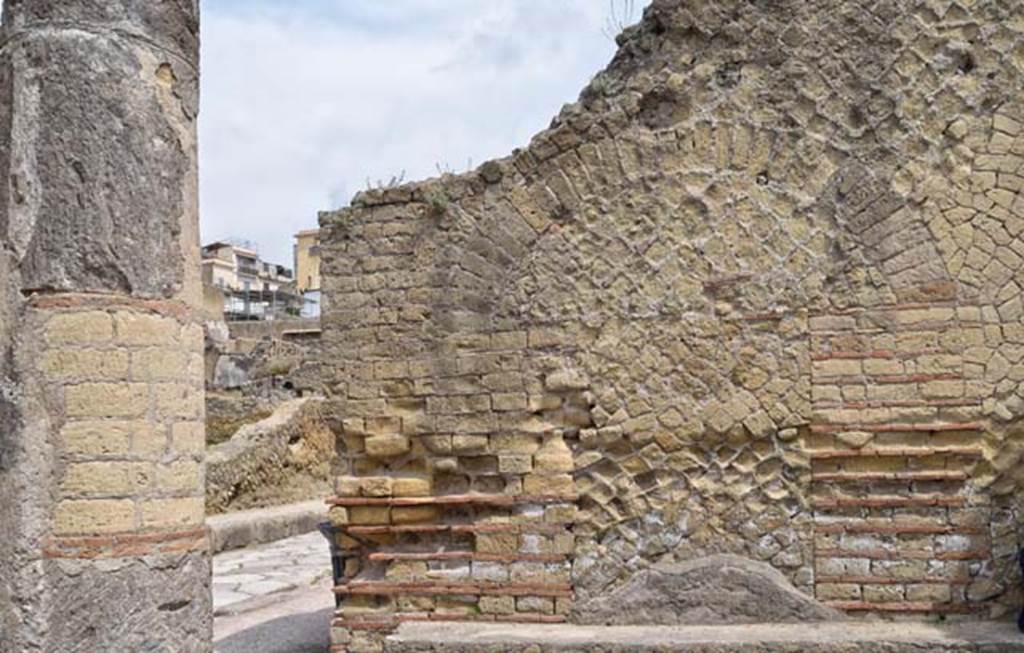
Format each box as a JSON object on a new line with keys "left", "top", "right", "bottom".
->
{"left": 384, "top": 621, "right": 1024, "bottom": 653}
{"left": 317, "top": 0, "right": 1024, "bottom": 650}
{"left": 206, "top": 398, "right": 334, "bottom": 515}
{"left": 0, "top": 1, "right": 209, "bottom": 651}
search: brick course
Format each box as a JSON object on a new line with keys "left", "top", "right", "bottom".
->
{"left": 39, "top": 306, "right": 206, "bottom": 543}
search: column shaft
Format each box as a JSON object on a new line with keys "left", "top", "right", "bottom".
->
{"left": 0, "top": 2, "right": 209, "bottom": 651}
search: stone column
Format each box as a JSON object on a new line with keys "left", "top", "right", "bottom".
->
{"left": 0, "top": 2, "right": 210, "bottom": 651}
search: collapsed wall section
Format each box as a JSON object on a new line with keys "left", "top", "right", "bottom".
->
{"left": 318, "top": 0, "right": 1024, "bottom": 648}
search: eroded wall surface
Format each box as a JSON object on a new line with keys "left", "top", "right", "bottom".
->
{"left": 318, "top": 0, "right": 1024, "bottom": 646}
{"left": 206, "top": 398, "right": 334, "bottom": 515}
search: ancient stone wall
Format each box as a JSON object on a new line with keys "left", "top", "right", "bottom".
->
{"left": 318, "top": 0, "right": 1024, "bottom": 648}
{"left": 0, "top": 2, "right": 210, "bottom": 650}
{"left": 206, "top": 398, "right": 335, "bottom": 514}
{"left": 205, "top": 318, "right": 324, "bottom": 392}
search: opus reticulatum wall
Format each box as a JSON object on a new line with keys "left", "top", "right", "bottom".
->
{"left": 318, "top": 1, "right": 1024, "bottom": 649}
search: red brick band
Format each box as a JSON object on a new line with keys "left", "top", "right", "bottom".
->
{"left": 367, "top": 551, "right": 566, "bottom": 563}
{"left": 809, "top": 421, "right": 982, "bottom": 434}
{"left": 42, "top": 527, "right": 207, "bottom": 559}
{"left": 814, "top": 297, "right": 971, "bottom": 317}
{"left": 809, "top": 446, "right": 981, "bottom": 459}
{"left": 812, "top": 372, "right": 963, "bottom": 385}
{"left": 824, "top": 601, "right": 979, "bottom": 614}
{"left": 28, "top": 292, "right": 195, "bottom": 322}
{"left": 733, "top": 312, "right": 789, "bottom": 322}
{"left": 333, "top": 581, "right": 573, "bottom": 598}
{"left": 810, "top": 323, "right": 970, "bottom": 336}
{"left": 810, "top": 348, "right": 944, "bottom": 361}
{"left": 812, "top": 399, "right": 981, "bottom": 409}
{"left": 814, "top": 522, "right": 983, "bottom": 536}
{"left": 328, "top": 493, "right": 577, "bottom": 507}
{"left": 811, "top": 470, "right": 969, "bottom": 483}
{"left": 816, "top": 575, "right": 969, "bottom": 586}
{"left": 815, "top": 548, "right": 989, "bottom": 561}
{"left": 332, "top": 612, "right": 567, "bottom": 630}
{"left": 811, "top": 495, "right": 966, "bottom": 509}
{"left": 343, "top": 523, "right": 569, "bottom": 535}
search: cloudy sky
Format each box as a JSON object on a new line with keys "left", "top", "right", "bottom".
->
{"left": 200, "top": 1, "right": 639, "bottom": 268}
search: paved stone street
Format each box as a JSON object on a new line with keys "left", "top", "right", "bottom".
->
{"left": 214, "top": 578, "right": 333, "bottom": 653}
{"left": 213, "top": 531, "right": 333, "bottom": 614}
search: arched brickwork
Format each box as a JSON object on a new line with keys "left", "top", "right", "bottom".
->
{"left": 319, "top": 0, "right": 1024, "bottom": 646}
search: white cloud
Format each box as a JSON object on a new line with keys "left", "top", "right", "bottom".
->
{"left": 199, "top": 0, "right": 634, "bottom": 268}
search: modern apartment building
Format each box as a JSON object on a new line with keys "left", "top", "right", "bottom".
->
{"left": 201, "top": 240, "right": 299, "bottom": 320}
{"left": 201, "top": 241, "right": 293, "bottom": 292}
{"left": 293, "top": 228, "right": 322, "bottom": 318}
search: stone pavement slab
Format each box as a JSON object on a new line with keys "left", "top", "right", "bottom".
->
{"left": 213, "top": 530, "right": 332, "bottom": 615}
{"left": 214, "top": 577, "right": 333, "bottom": 653}
{"left": 385, "top": 620, "right": 1024, "bottom": 652}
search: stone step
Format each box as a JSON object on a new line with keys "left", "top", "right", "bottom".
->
{"left": 206, "top": 499, "right": 328, "bottom": 554}
{"left": 379, "top": 621, "right": 1024, "bottom": 652}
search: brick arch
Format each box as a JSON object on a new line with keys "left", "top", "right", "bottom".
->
{"left": 816, "top": 162, "right": 959, "bottom": 309}
{"left": 804, "top": 155, "right": 1003, "bottom": 614}
{"left": 383, "top": 119, "right": 856, "bottom": 607}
